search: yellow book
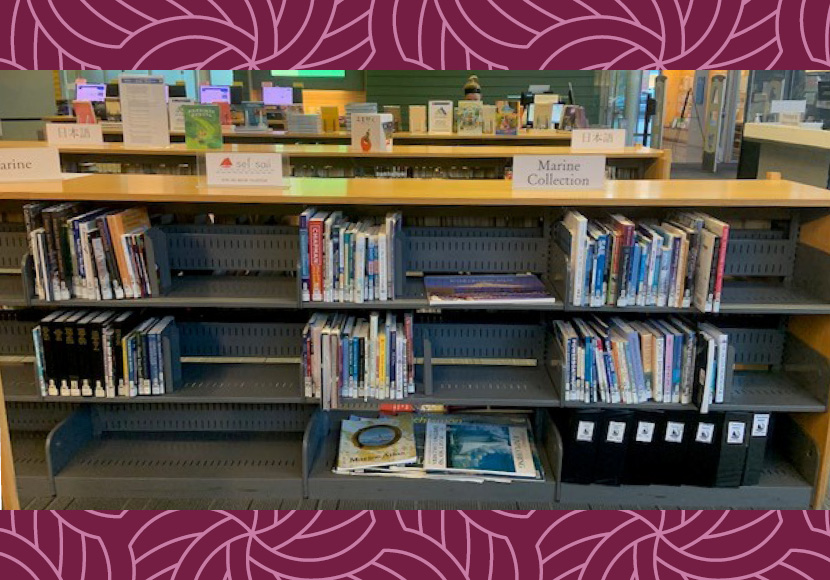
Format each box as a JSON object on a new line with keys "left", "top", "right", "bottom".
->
{"left": 378, "top": 331, "right": 387, "bottom": 398}
{"left": 321, "top": 106, "right": 340, "bottom": 132}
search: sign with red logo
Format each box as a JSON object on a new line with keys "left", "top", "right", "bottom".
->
{"left": 205, "top": 152, "right": 284, "bottom": 187}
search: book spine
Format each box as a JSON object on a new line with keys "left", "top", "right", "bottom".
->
{"left": 657, "top": 243, "right": 672, "bottom": 307}
{"left": 653, "top": 336, "right": 664, "bottom": 403}
{"left": 90, "top": 321, "right": 106, "bottom": 398}
{"left": 641, "top": 334, "right": 653, "bottom": 401}
{"left": 338, "top": 225, "right": 346, "bottom": 302}
{"left": 713, "top": 225, "right": 729, "bottom": 312}
{"left": 91, "top": 237, "right": 112, "bottom": 300}
{"left": 355, "top": 232, "right": 366, "bottom": 303}
{"left": 300, "top": 213, "right": 311, "bottom": 302}
{"left": 663, "top": 333, "right": 673, "bottom": 403}
{"left": 378, "top": 232, "right": 388, "bottom": 301}
{"left": 707, "top": 237, "right": 721, "bottom": 312}
{"left": 309, "top": 220, "right": 324, "bottom": 302}
{"left": 405, "top": 313, "right": 415, "bottom": 394}
{"left": 616, "top": 227, "right": 632, "bottom": 307}
{"left": 32, "top": 327, "right": 47, "bottom": 397}
{"left": 715, "top": 333, "right": 728, "bottom": 404}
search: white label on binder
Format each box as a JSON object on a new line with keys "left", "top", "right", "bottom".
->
{"left": 727, "top": 421, "right": 746, "bottom": 444}
{"left": 576, "top": 421, "right": 595, "bottom": 442}
{"left": 512, "top": 155, "right": 605, "bottom": 190}
{"left": 46, "top": 123, "right": 104, "bottom": 145}
{"left": 752, "top": 414, "right": 770, "bottom": 437}
{"left": 635, "top": 422, "right": 655, "bottom": 443}
{"left": 572, "top": 129, "right": 626, "bottom": 150}
{"left": 696, "top": 423, "right": 715, "bottom": 444}
{"left": 606, "top": 421, "right": 626, "bottom": 443}
{"left": 205, "top": 152, "right": 284, "bottom": 187}
{"left": 665, "top": 422, "right": 685, "bottom": 443}
{"left": 0, "top": 147, "right": 62, "bottom": 182}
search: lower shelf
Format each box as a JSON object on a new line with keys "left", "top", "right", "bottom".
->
{"left": 53, "top": 432, "right": 305, "bottom": 499}
{"left": 720, "top": 282, "right": 830, "bottom": 314}
{"left": 559, "top": 454, "right": 812, "bottom": 509}
{"left": 11, "top": 431, "right": 53, "bottom": 497}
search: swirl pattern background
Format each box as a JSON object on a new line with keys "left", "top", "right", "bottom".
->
{"left": 1, "top": 510, "right": 830, "bottom": 578}
{"left": 3, "top": 0, "right": 830, "bottom": 69}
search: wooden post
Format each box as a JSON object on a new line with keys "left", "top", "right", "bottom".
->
{"left": 1, "top": 372, "right": 19, "bottom": 510}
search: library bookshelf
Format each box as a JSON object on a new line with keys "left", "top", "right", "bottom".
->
{"left": 0, "top": 141, "right": 671, "bottom": 181}
{"left": 1, "top": 175, "right": 830, "bottom": 508}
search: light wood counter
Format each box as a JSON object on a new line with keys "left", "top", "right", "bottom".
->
{"left": 744, "top": 123, "right": 830, "bottom": 150}
{"left": 0, "top": 174, "right": 828, "bottom": 207}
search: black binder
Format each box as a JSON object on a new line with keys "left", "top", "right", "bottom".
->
{"left": 593, "top": 409, "right": 634, "bottom": 485}
{"left": 622, "top": 411, "right": 664, "bottom": 485}
{"left": 654, "top": 412, "right": 692, "bottom": 485}
{"left": 685, "top": 413, "right": 723, "bottom": 487}
{"left": 742, "top": 413, "right": 772, "bottom": 486}
{"left": 559, "top": 409, "right": 603, "bottom": 484}
{"left": 714, "top": 411, "right": 751, "bottom": 487}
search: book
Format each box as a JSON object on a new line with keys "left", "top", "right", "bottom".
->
{"left": 409, "top": 105, "right": 427, "bottom": 132}
{"left": 167, "top": 98, "right": 192, "bottom": 132}
{"left": 336, "top": 415, "right": 417, "bottom": 472}
{"left": 482, "top": 104, "right": 496, "bottom": 134}
{"left": 183, "top": 104, "right": 223, "bottom": 149}
{"left": 321, "top": 106, "right": 340, "bottom": 132}
{"left": 73, "top": 101, "right": 97, "bottom": 124}
{"left": 495, "top": 100, "right": 520, "bottom": 135}
{"left": 423, "top": 274, "right": 555, "bottom": 305}
{"left": 456, "top": 101, "right": 483, "bottom": 135}
{"left": 428, "top": 100, "right": 453, "bottom": 134}
{"left": 351, "top": 113, "right": 394, "bottom": 152}
{"left": 239, "top": 102, "right": 268, "bottom": 131}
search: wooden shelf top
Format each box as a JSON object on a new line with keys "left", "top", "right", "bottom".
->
{"left": 744, "top": 123, "right": 830, "bottom": 150}
{"left": 0, "top": 174, "right": 829, "bottom": 207}
{"left": 0, "top": 140, "right": 663, "bottom": 159}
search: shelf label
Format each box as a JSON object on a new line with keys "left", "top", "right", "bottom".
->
{"left": 205, "top": 152, "right": 284, "bottom": 187}
{"left": 752, "top": 414, "right": 770, "bottom": 437}
{"left": 45, "top": 123, "right": 104, "bottom": 145}
{"left": 571, "top": 129, "right": 626, "bottom": 150}
{"left": 512, "top": 155, "right": 605, "bottom": 190}
{"left": 0, "top": 147, "right": 61, "bottom": 182}
{"left": 606, "top": 421, "right": 626, "bottom": 443}
{"left": 726, "top": 421, "right": 746, "bottom": 444}
{"left": 695, "top": 423, "right": 715, "bottom": 444}
{"left": 635, "top": 421, "right": 655, "bottom": 443}
{"left": 665, "top": 421, "right": 685, "bottom": 443}
{"left": 576, "top": 421, "right": 595, "bottom": 442}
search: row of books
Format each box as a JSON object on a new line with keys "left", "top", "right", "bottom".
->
{"left": 557, "top": 409, "right": 770, "bottom": 487}
{"left": 554, "top": 317, "right": 730, "bottom": 412}
{"left": 303, "top": 312, "right": 415, "bottom": 407}
{"left": 24, "top": 203, "right": 154, "bottom": 302}
{"left": 336, "top": 413, "right": 544, "bottom": 482}
{"left": 32, "top": 310, "right": 180, "bottom": 398}
{"left": 300, "top": 210, "right": 403, "bottom": 303}
{"left": 561, "top": 211, "right": 730, "bottom": 311}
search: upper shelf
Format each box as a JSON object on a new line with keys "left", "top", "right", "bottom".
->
{"left": 1, "top": 175, "right": 830, "bottom": 208}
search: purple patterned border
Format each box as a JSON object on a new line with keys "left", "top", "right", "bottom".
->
{"left": 4, "top": 0, "right": 830, "bottom": 69}
{"left": 2, "top": 510, "right": 830, "bottom": 578}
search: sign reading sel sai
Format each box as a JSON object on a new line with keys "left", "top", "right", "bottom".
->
{"left": 205, "top": 152, "right": 284, "bottom": 187}
{"left": 46, "top": 123, "right": 104, "bottom": 145}
{"left": 572, "top": 128, "right": 626, "bottom": 150}
{"left": 513, "top": 155, "right": 605, "bottom": 190}
{"left": 0, "top": 147, "right": 62, "bottom": 182}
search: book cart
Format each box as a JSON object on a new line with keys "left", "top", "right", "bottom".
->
{"left": 0, "top": 141, "right": 671, "bottom": 181}
{"left": 1, "top": 174, "right": 830, "bottom": 509}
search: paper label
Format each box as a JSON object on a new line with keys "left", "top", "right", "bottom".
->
{"left": 119, "top": 74, "right": 171, "bottom": 148}
{"left": 572, "top": 129, "right": 626, "bottom": 150}
{"left": 727, "top": 421, "right": 746, "bottom": 444}
{"left": 635, "top": 421, "right": 655, "bottom": 443}
{"left": 696, "top": 423, "right": 715, "bottom": 444}
{"left": 576, "top": 421, "right": 595, "bottom": 442}
{"left": 205, "top": 153, "right": 284, "bottom": 187}
{"left": 512, "top": 155, "right": 605, "bottom": 190}
{"left": 45, "top": 123, "right": 104, "bottom": 145}
{"left": 752, "top": 414, "right": 770, "bottom": 437}
{"left": 0, "top": 147, "right": 62, "bottom": 182}
{"left": 665, "top": 421, "right": 685, "bottom": 443}
{"left": 606, "top": 421, "right": 626, "bottom": 443}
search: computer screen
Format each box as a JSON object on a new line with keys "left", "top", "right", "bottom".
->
{"left": 106, "top": 83, "right": 119, "bottom": 98}
{"left": 552, "top": 104, "right": 565, "bottom": 124}
{"left": 168, "top": 85, "right": 187, "bottom": 98}
{"left": 230, "top": 86, "right": 244, "bottom": 105}
{"left": 263, "top": 86, "right": 293, "bottom": 106}
{"left": 200, "top": 85, "right": 231, "bottom": 104}
{"left": 76, "top": 83, "right": 107, "bottom": 102}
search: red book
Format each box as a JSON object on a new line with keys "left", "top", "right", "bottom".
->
{"left": 308, "top": 213, "right": 328, "bottom": 301}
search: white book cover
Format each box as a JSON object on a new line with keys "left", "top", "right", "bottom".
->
{"left": 694, "top": 229, "right": 717, "bottom": 313}
{"left": 378, "top": 231, "right": 388, "bottom": 301}
{"left": 167, "top": 98, "right": 192, "bottom": 132}
{"left": 369, "top": 313, "right": 379, "bottom": 398}
{"left": 428, "top": 100, "right": 453, "bottom": 134}
{"left": 482, "top": 105, "right": 496, "bottom": 134}
{"left": 409, "top": 105, "right": 427, "bottom": 132}
{"left": 355, "top": 230, "right": 366, "bottom": 304}
{"left": 351, "top": 113, "right": 394, "bottom": 152}
{"left": 563, "top": 211, "right": 588, "bottom": 306}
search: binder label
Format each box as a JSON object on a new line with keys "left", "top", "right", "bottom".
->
{"left": 665, "top": 422, "right": 685, "bottom": 443}
{"left": 576, "top": 421, "right": 595, "bottom": 442}
{"left": 635, "top": 422, "right": 655, "bottom": 443}
{"left": 606, "top": 421, "right": 626, "bottom": 443}
{"left": 695, "top": 423, "right": 715, "bottom": 444}
{"left": 727, "top": 421, "right": 746, "bottom": 444}
{"left": 752, "top": 414, "right": 770, "bottom": 437}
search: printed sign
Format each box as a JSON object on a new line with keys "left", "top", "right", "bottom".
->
{"left": 0, "top": 147, "right": 62, "bottom": 182}
{"left": 606, "top": 421, "right": 626, "bottom": 443}
{"left": 635, "top": 422, "right": 655, "bottom": 443}
{"left": 665, "top": 421, "right": 685, "bottom": 443}
{"left": 576, "top": 421, "right": 595, "bottom": 442}
{"left": 727, "top": 421, "right": 746, "bottom": 444}
{"left": 752, "top": 414, "right": 770, "bottom": 437}
{"left": 512, "top": 155, "right": 605, "bottom": 190}
{"left": 571, "top": 129, "right": 626, "bottom": 150}
{"left": 45, "top": 123, "right": 104, "bottom": 145}
{"left": 696, "top": 423, "right": 715, "bottom": 444}
{"left": 205, "top": 152, "right": 284, "bottom": 187}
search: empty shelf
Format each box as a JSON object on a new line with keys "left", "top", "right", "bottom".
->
{"left": 11, "top": 431, "right": 53, "bottom": 497}
{"left": 720, "top": 281, "right": 830, "bottom": 314}
{"left": 713, "top": 371, "right": 826, "bottom": 413}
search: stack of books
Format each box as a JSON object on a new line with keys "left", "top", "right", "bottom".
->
{"left": 303, "top": 312, "right": 415, "bottom": 407}
{"left": 24, "top": 204, "right": 154, "bottom": 302}
{"left": 554, "top": 317, "right": 730, "bottom": 411}
{"left": 300, "top": 210, "right": 402, "bottom": 304}
{"left": 344, "top": 102, "right": 378, "bottom": 130}
{"left": 336, "top": 413, "right": 544, "bottom": 483}
{"left": 560, "top": 211, "right": 730, "bottom": 312}
{"left": 286, "top": 113, "right": 323, "bottom": 134}
{"left": 33, "top": 310, "right": 180, "bottom": 399}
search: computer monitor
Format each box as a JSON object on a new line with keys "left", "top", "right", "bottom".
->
{"left": 230, "top": 85, "right": 244, "bottom": 105}
{"left": 552, "top": 104, "right": 565, "bottom": 124}
{"left": 200, "top": 85, "right": 231, "bottom": 104}
{"left": 76, "top": 83, "right": 107, "bottom": 102}
{"left": 168, "top": 84, "right": 187, "bottom": 98}
{"left": 263, "top": 86, "right": 293, "bottom": 106}
{"left": 106, "top": 83, "right": 119, "bottom": 98}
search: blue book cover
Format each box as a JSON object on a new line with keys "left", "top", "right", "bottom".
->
{"left": 628, "top": 239, "right": 642, "bottom": 304}
{"left": 424, "top": 274, "right": 555, "bottom": 305}
{"left": 636, "top": 241, "right": 649, "bottom": 303}
{"left": 583, "top": 241, "right": 594, "bottom": 306}
{"left": 299, "top": 209, "right": 313, "bottom": 302}
{"left": 594, "top": 234, "right": 608, "bottom": 306}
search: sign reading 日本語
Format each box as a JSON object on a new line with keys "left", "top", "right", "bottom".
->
{"left": 45, "top": 123, "right": 104, "bottom": 145}
{"left": 512, "top": 155, "right": 606, "bottom": 190}
{"left": 205, "top": 153, "right": 284, "bottom": 187}
{"left": 0, "top": 147, "right": 62, "bottom": 182}
{"left": 571, "top": 129, "right": 626, "bottom": 150}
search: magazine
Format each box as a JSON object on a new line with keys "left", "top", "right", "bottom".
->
{"left": 423, "top": 274, "right": 555, "bottom": 306}
{"left": 336, "top": 415, "right": 417, "bottom": 472}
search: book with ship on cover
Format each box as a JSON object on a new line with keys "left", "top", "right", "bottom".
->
{"left": 423, "top": 274, "right": 555, "bottom": 305}
{"left": 336, "top": 415, "right": 417, "bottom": 472}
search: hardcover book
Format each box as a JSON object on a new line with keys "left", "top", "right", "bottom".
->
{"left": 351, "top": 113, "right": 394, "bottom": 152}
{"left": 73, "top": 101, "right": 97, "bottom": 124}
{"left": 409, "top": 105, "right": 427, "bottom": 132}
{"left": 183, "top": 105, "right": 223, "bottom": 149}
{"left": 337, "top": 415, "right": 417, "bottom": 472}
{"left": 495, "top": 100, "right": 520, "bottom": 135}
{"left": 423, "top": 274, "right": 555, "bottom": 305}
{"left": 428, "top": 100, "right": 453, "bottom": 134}
{"left": 457, "top": 101, "right": 483, "bottom": 135}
